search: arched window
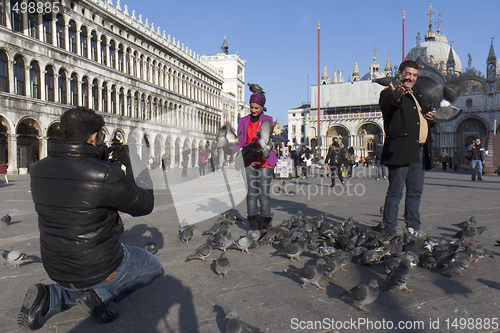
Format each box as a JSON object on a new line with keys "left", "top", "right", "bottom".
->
{"left": 117, "top": 44, "right": 123, "bottom": 72}
{"left": 119, "top": 88, "right": 125, "bottom": 116}
{"left": 80, "top": 26, "right": 88, "bottom": 58}
{"left": 42, "top": 13, "right": 52, "bottom": 44}
{"left": 91, "top": 79, "right": 98, "bottom": 110}
{"left": 0, "top": 0, "right": 5, "bottom": 26}
{"left": 126, "top": 90, "right": 132, "bottom": 117}
{"left": 11, "top": 0, "right": 23, "bottom": 32}
{"left": 100, "top": 35, "right": 107, "bottom": 65}
{"left": 101, "top": 82, "right": 108, "bottom": 112}
{"left": 125, "top": 48, "right": 131, "bottom": 74}
{"left": 14, "top": 55, "right": 25, "bottom": 95}
{"left": 90, "top": 31, "right": 98, "bottom": 61}
{"left": 140, "top": 94, "right": 145, "bottom": 119}
{"left": 109, "top": 40, "right": 116, "bottom": 69}
{"left": 30, "top": 61, "right": 41, "bottom": 99}
{"left": 56, "top": 15, "right": 65, "bottom": 49}
{"left": 70, "top": 73, "right": 78, "bottom": 106}
{"left": 27, "top": 1, "right": 38, "bottom": 38}
{"left": 58, "top": 69, "right": 67, "bottom": 104}
{"left": 68, "top": 21, "right": 77, "bottom": 53}
{"left": 81, "top": 76, "right": 89, "bottom": 108}
{"left": 44, "top": 65, "right": 55, "bottom": 101}
{"left": 110, "top": 84, "right": 116, "bottom": 114}
{"left": 134, "top": 92, "right": 139, "bottom": 118}
{"left": 139, "top": 55, "right": 144, "bottom": 79}
{"left": 0, "top": 50, "right": 8, "bottom": 92}
{"left": 466, "top": 98, "right": 472, "bottom": 108}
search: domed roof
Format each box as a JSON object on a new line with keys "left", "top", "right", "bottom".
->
{"left": 406, "top": 27, "right": 462, "bottom": 73}
{"left": 361, "top": 70, "right": 385, "bottom": 81}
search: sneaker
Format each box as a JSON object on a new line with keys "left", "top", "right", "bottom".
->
{"left": 17, "top": 284, "right": 50, "bottom": 330}
{"left": 76, "top": 290, "right": 118, "bottom": 324}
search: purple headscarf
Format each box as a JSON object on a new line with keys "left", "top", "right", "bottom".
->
{"left": 250, "top": 93, "right": 267, "bottom": 112}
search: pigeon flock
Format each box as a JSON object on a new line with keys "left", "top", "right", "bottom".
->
{"left": 179, "top": 209, "right": 495, "bottom": 330}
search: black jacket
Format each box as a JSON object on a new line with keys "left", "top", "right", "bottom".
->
{"left": 30, "top": 142, "right": 154, "bottom": 288}
{"left": 325, "top": 144, "right": 345, "bottom": 165}
{"left": 379, "top": 87, "right": 434, "bottom": 170}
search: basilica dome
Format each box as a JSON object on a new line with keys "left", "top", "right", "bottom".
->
{"left": 406, "top": 25, "right": 462, "bottom": 73}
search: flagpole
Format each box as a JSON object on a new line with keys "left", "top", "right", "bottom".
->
{"left": 402, "top": 10, "right": 405, "bottom": 61}
{"left": 317, "top": 21, "right": 321, "bottom": 157}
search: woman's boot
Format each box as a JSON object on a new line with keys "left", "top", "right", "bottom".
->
{"left": 247, "top": 215, "right": 259, "bottom": 230}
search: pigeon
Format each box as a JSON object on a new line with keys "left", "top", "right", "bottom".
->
{"left": 179, "top": 223, "right": 195, "bottom": 245}
{"left": 185, "top": 236, "right": 213, "bottom": 262}
{"left": 452, "top": 226, "right": 486, "bottom": 242}
{"left": 255, "top": 119, "right": 272, "bottom": 160}
{"left": 144, "top": 242, "right": 158, "bottom": 255}
{"left": 235, "top": 230, "right": 257, "bottom": 254}
{"left": 414, "top": 76, "right": 466, "bottom": 104}
{"left": 372, "top": 74, "right": 402, "bottom": 88}
{"left": 380, "top": 257, "right": 412, "bottom": 292}
{"left": 285, "top": 258, "right": 326, "bottom": 289}
{"left": 323, "top": 255, "right": 343, "bottom": 279}
{"left": 452, "top": 217, "right": 477, "bottom": 230}
{"left": 203, "top": 220, "right": 229, "bottom": 236}
{"left": 495, "top": 240, "right": 500, "bottom": 247}
{"left": 1, "top": 249, "right": 41, "bottom": 268}
{"left": 214, "top": 228, "right": 235, "bottom": 253}
{"left": 277, "top": 239, "right": 306, "bottom": 262}
{"left": 339, "top": 279, "right": 380, "bottom": 311}
{"left": 421, "top": 252, "right": 437, "bottom": 270}
{"left": 442, "top": 246, "right": 478, "bottom": 277}
{"left": 226, "top": 310, "right": 264, "bottom": 333}
{"left": 216, "top": 123, "right": 239, "bottom": 155}
{"left": 215, "top": 252, "right": 230, "bottom": 278}
{"left": 380, "top": 257, "right": 402, "bottom": 274}
{"left": 1, "top": 214, "right": 11, "bottom": 226}
{"left": 247, "top": 83, "right": 265, "bottom": 94}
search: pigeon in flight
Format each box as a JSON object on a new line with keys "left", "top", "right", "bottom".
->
{"left": 1, "top": 249, "right": 41, "bottom": 268}
{"left": 1, "top": 214, "right": 11, "bottom": 226}
{"left": 255, "top": 119, "right": 273, "bottom": 160}
{"left": 215, "top": 123, "right": 239, "bottom": 155}
{"left": 247, "top": 83, "right": 265, "bottom": 94}
{"left": 339, "top": 279, "right": 380, "bottom": 311}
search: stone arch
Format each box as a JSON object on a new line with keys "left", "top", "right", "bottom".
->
{"left": 16, "top": 117, "right": 41, "bottom": 170}
{"left": 456, "top": 117, "right": 488, "bottom": 147}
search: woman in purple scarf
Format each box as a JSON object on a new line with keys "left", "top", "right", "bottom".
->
{"left": 233, "top": 90, "right": 278, "bottom": 230}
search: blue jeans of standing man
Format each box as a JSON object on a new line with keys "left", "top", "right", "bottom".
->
{"left": 382, "top": 147, "right": 425, "bottom": 235}
{"left": 41, "top": 245, "right": 163, "bottom": 323}
{"left": 245, "top": 166, "right": 273, "bottom": 217}
{"left": 375, "top": 159, "right": 387, "bottom": 179}
{"left": 470, "top": 159, "right": 483, "bottom": 180}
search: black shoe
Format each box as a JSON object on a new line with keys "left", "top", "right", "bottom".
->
{"left": 76, "top": 290, "right": 118, "bottom": 324}
{"left": 247, "top": 215, "right": 260, "bottom": 231}
{"left": 478, "top": 178, "right": 483, "bottom": 181}
{"left": 18, "top": 284, "right": 50, "bottom": 330}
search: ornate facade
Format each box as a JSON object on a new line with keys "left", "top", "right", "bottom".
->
{"left": 293, "top": 15, "right": 500, "bottom": 161}
{"left": 0, "top": 0, "right": 245, "bottom": 173}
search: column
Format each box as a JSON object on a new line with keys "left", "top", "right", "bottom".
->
{"left": 5, "top": 0, "right": 12, "bottom": 29}
{"left": 8, "top": 60, "right": 14, "bottom": 93}
{"left": 39, "top": 69, "right": 45, "bottom": 100}
{"left": 64, "top": 23, "right": 69, "bottom": 51}
{"left": 39, "top": 136, "right": 48, "bottom": 160}
{"left": 37, "top": 12, "right": 43, "bottom": 42}
{"left": 22, "top": 9, "right": 28, "bottom": 35}
{"left": 7, "top": 134, "right": 18, "bottom": 174}
{"left": 75, "top": 23, "right": 81, "bottom": 55}
{"left": 96, "top": 32, "right": 101, "bottom": 63}
{"left": 51, "top": 18, "right": 57, "bottom": 47}
{"left": 25, "top": 64, "right": 31, "bottom": 97}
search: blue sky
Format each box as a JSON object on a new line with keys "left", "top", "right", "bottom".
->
{"left": 131, "top": 0, "right": 500, "bottom": 125}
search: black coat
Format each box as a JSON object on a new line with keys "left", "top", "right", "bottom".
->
{"left": 379, "top": 87, "right": 434, "bottom": 170}
{"left": 325, "top": 144, "right": 345, "bottom": 166}
{"left": 30, "top": 142, "right": 154, "bottom": 288}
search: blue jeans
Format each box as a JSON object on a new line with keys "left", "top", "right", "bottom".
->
{"left": 375, "top": 159, "right": 387, "bottom": 179}
{"left": 43, "top": 245, "right": 163, "bottom": 321}
{"left": 470, "top": 159, "right": 483, "bottom": 180}
{"left": 382, "top": 147, "right": 425, "bottom": 234}
{"left": 245, "top": 166, "right": 273, "bottom": 217}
